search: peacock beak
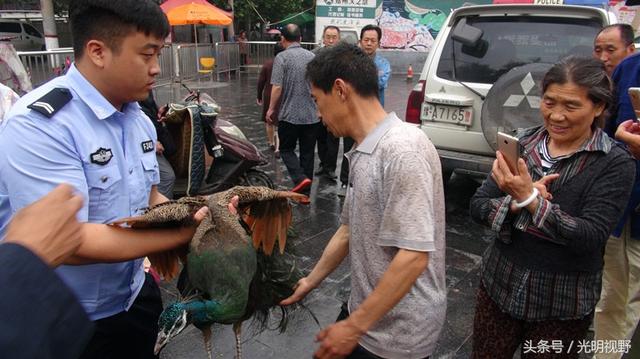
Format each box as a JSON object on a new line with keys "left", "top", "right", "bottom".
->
{"left": 154, "top": 331, "right": 168, "bottom": 355}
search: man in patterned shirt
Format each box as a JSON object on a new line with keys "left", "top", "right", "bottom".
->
{"left": 267, "top": 24, "right": 321, "bottom": 194}
{"left": 281, "top": 42, "right": 446, "bottom": 359}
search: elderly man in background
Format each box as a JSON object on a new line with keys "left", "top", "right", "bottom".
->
{"left": 594, "top": 27, "right": 640, "bottom": 354}
{"left": 593, "top": 23, "right": 635, "bottom": 76}
{"left": 314, "top": 26, "right": 341, "bottom": 181}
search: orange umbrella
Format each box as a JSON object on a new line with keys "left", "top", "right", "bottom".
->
{"left": 163, "top": 2, "right": 232, "bottom": 26}
{"left": 161, "top": 1, "right": 232, "bottom": 73}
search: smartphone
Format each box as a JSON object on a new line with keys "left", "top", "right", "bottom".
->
{"left": 497, "top": 131, "right": 520, "bottom": 174}
{"left": 628, "top": 87, "right": 640, "bottom": 120}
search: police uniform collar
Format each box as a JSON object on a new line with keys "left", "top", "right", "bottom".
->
{"left": 66, "top": 64, "right": 119, "bottom": 120}
{"left": 356, "top": 112, "right": 400, "bottom": 154}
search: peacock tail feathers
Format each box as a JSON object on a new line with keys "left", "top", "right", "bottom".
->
{"left": 244, "top": 239, "right": 306, "bottom": 334}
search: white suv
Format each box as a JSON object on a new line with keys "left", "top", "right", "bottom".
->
{"left": 405, "top": 4, "right": 615, "bottom": 181}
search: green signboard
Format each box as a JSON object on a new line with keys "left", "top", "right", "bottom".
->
{"left": 316, "top": 6, "right": 376, "bottom": 18}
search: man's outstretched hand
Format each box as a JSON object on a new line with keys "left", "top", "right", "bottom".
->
{"left": 5, "top": 184, "right": 84, "bottom": 267}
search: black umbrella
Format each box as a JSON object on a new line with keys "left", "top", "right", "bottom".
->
{"left": 626, "top": 0, "right": 640, "bottom": 5}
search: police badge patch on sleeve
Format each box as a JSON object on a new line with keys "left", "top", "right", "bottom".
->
{"left": 90, "top": 148, "right": 113, "bottom": 165}
{"left": 141, "top": 140, "right": 154, "bottom": 153}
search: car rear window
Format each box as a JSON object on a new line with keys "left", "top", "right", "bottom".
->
{"left": 0, "top": 22, "right": 22, "bottom": 34}
{"left": 436, "top": 16, "right": 602, "bottom": 84}
{"left": 24, "top": 24, "right": 41, "bottom": 38}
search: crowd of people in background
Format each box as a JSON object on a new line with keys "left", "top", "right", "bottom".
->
{"left": 258, "top": 23, "right": 392, "bottom": 197}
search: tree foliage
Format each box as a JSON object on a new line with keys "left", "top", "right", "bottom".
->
{"left": 2, "top": 0, "right": 313, "bottom": 29}
{"left": 209, "top": 0, "right": 314, "bottom": 29}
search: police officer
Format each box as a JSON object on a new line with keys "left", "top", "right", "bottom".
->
{"left": 0, "top": 1, "right": 207, "bottom": 358}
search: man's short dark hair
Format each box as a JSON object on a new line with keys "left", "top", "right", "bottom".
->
{"left": 69, "top": 0, "right": 170, "bottom": 58}
{"left": 282, "top": 24, "right": 301, "bottom": 42}
{"left": 306, "top": 42, "right": 378, "bottom": 98}
{"left": 360, "top": 24, "right": 382, "bottom": 42}
{"left": 323, "top": 26, "right": 340, "bottom": 35}
{"left": 597, "top": 24, "right": 635, "bottom": 46}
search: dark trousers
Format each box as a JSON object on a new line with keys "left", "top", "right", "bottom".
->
{"left": 336, "top": 303, "right": 429, "bottom": 359}
{"left": 317, "top": 124, "right": 339, "bottom": 172}
{"left": 472, "top": 284, "right": 591, "bottom": 359}
{"left": 340, "top": 137, "right": 355, "bottom": 186}
{"left": 80, "top": 273, "right": 163, "bottom": 359}
{"left": 278, "top": 121, "right": 320, "bottom": 185}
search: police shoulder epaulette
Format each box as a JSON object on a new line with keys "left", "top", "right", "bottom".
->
{"left": 27, "top": 87, "right": 72, "bottom": 118}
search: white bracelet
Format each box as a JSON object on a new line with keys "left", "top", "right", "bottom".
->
{"left": 513, "top": 187, "right": 539, "bottom": 208}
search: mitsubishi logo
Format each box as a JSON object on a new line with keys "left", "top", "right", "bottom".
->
{"left": 503, "top": 73, "right": 541, "bottom": 109}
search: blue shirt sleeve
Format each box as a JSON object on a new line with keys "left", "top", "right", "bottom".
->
{"left": 608, "top": 54, "right": 640, "bottom": 137}
{"left": 0, "top": 113, "right": 89, "bottom": 225}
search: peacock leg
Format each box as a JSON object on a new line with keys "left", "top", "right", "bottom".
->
{"left": 202, "top": 325, "right": 213, "bottom": 359}
{"left": 233, "top": 322, "right": 242, "bottom": 359}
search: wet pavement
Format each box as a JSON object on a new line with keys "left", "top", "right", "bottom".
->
{"left": 152, "top": 72, "right": 500, "bottom": 359}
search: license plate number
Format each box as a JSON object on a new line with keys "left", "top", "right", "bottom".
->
{"left": 422, "top": 103, "right": 473, "bottom": 126}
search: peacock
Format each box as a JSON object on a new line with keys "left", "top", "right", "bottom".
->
{"left": 111, "top": 186, "right": 311, "bottom": 359}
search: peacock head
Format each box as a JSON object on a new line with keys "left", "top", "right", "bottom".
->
{"left": 154, "top": 302, "right": 190, "bottom": 354}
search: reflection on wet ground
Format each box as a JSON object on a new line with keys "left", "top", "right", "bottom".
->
{"left": 155, "top": 72, "right": 500, "bottom": 358}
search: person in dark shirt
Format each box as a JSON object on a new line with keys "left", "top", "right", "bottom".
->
{"left": 139, "top": 90, "right": 176, "bottom": 199}
{"left": 470, "top": 56, "right": 635, "bottom": 358}
{"left": 257, "top": 42, "right": 284, "bottom": 156}
{"left": 0, "top": 184, "right": 93, "bottom": 359}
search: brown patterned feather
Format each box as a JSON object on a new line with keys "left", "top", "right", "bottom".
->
{"left": 108, "top": 186, "right": 308, "bottom": 280}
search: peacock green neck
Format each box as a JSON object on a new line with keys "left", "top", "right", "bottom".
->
{"left": 184, "top": 299, "right": 223, "bottom": 325}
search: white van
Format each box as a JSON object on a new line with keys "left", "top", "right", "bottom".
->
{"left": 405, "top": 4, "right": 616, "bottom": 182}
{"left": 0, "top": 20, "right": 44, "bottom": 51}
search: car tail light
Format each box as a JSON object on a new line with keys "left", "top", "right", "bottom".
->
{"left": 405, "top": 80, "right": 426, "bottom": 124}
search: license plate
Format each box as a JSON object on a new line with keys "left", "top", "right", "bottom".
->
{"left": 422, "top": 103, "right": 473, "bottom": 126}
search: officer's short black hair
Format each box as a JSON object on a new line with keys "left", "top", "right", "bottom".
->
{"left": 282, "top": 24, "right": 301, "bottom": 42}
{"left": 69, "top": 0, "right": 170, "bottom": 58}
{"left": 306, "top": 42, "right": 378, "bottom": 98}
{"left": 360, "top": 24, "right": 382, "bottom": 42}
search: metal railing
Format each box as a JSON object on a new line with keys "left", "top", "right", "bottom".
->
{"left": 17, "top": 47, "right": 74, "bottom": 87}
{"left": 156, "top": 44, "right": 174, "bottom": 87}
{"left": 243, "top": 41, "right": 317, "bottom": 67}
{"left": 173, "top": 43, "right": 214, "bottom": 81}
{"left": 15, "top": 42, "right": 320, "bottom": 105}
{"left": 15, "top": 41, "right": 306, "bottom": 90}
{"left": 214, "top": 42, "right": 240, "bottom": 78}
{"left": 18, "top": 45, "right": 174, "bottom": 88}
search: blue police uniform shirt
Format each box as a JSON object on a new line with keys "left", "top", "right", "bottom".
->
{"left": 0, "top": 64, "right": 160, "bottom": 320}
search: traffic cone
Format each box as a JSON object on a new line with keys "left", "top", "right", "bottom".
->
{"left": 407, "top": 64, "right": 414, "bottom": 81}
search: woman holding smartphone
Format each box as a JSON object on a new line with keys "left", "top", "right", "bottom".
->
{"left": 470, "top": 56, "right": 636, "bottom": 358}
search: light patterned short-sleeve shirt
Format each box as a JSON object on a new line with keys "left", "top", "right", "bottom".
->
{"left": 341, "top": 112, "right": 447, "bottom": 359}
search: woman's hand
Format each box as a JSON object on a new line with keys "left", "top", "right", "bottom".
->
{"left": 533, "top": 174, "right": 560, "bottom": 201}
{"left": 616, "top": 119, "right": 640, "bottom": 159}
{"left": 491, "top": 151, "right": 535, "bottom": 202}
